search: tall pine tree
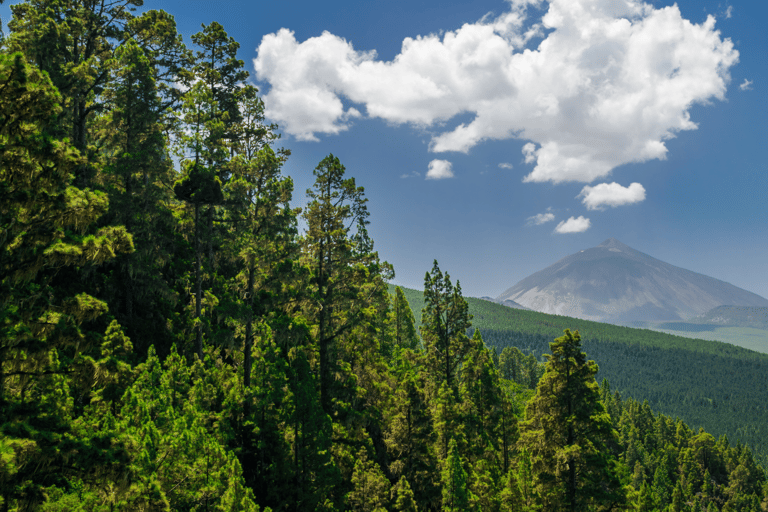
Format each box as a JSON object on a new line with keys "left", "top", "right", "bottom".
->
{"left": 518, "top": 329, "right": 625, "bottom": 511}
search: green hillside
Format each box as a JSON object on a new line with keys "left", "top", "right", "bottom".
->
{"left": 390, "top": 283, "right": 768, "bottom": 468}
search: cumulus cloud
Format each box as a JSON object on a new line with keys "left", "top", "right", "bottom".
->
{"left": 739, "top": 79, "right": 753, "bottom": 91}
{"left": 554, "top": 216, "right": 591, "bottom": 233}
{"left": 527, "top": 211, "right": 556, "bottom": 225}
{"left": 254, "top": 0, "right": 738, "bottom": 183}
{"left": 579, "top": 182, "right": 646, "bottom": 210}
{"left": 426, "top": 159, "right": 454, "bottom": 180}
{"left": 498, "top": 162, "right": 514, "bottom": 169}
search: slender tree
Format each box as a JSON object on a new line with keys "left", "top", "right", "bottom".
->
{"left": 301, "top": 154, "right": 393, "bottom": 414}
{"left": 420, "top": 260, "right": 472, "bottom": 393}
{"left": 518, "top": 329, "right": 626, "bottom": 511}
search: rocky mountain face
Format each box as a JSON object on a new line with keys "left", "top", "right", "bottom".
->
{"left": 496, "top": 238, "right": 768, "bottom": 323}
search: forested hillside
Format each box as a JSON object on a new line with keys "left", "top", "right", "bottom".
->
{"left": 1, "top": 1, "right": 767, "bottom": 510}
{"left": 393, "top": 285, "right": 768, "bottom": 470}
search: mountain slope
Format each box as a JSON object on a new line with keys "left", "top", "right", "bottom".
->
{"left": 388, "top": 283, "right": 768, "bottom": 469}
{"left": 688, "top": 305, "right": 768, "bottom": 329}
{"left": 495, "top": 238, "right": 768, "bottom": 323}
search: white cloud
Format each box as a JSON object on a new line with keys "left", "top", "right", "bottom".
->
{"left": 725, "top": 5, "right": 733, "bottom": 19}
{"left": 739, "top": 79, "right": 753, "bottom": 91}
{"left": 254, "top": 0, "right": 738, "bottom": 183}
{"left": 401, "top": 171, "right": 420, "bottom": 179}
{"left": 498, "top": 162, "right": 514, "bottom": 169}
{"left": 579, "top": 182, "right": 646, "bottom": 210}
{"left": 554, "top": 216, "right": 591, "bottom": 233}
{"left": 527, "top": 212, "right": 556, "bottom": 225}
{"left": 426, "top": 159, "right": 454, "bottom": 180}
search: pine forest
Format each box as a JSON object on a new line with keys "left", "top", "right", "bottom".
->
{"left": 0, "top": 1, "right": 766, "bottom": 510}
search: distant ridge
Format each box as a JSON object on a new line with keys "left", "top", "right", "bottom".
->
{"left": 495, "top": 238, "right": 768, "bottom": 324}
{"left": 479, "top": 296, "right": 531, "bottom": 310}
{"left": 689, "top": 305, "right": 768, "bottom": 329}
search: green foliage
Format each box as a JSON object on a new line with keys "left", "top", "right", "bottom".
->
{"left": 519, "top": 329, "right": 625, "bottom": 511}
{"left": 421, "top": 260, "right": 472, "bottom": 391}
{"left": 442, "top": 438, "right": 472, "bottom": 512}
{"left": 347, "top": 448, "right": 390, "bottom": 512}
{"left": 391, "top": 476, "right": 419, "bottom": 512}
{"left": 2, "top": 3, "right": 766, "bottom": 510}
{"left": 392, "top": 284, "right": 768, "bottom": 469}
{"left": 392, "top": 286, "right": 421, "bottom": 352}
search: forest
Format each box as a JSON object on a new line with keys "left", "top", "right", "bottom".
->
{"left": 393, "top": 286, "right": 768, "bottom": 471}
{"left": 1, "top": 1, "right": 767, "bottom": 510}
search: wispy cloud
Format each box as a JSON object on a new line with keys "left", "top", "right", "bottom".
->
{"left": 740, "top": 79, "right": 753, "bottom": 91}
{"left": 725, "top": 5, "right": 733, "bottom": 19}
{"left": 579, "top": 182, "right": 646, "bottom": 210}
{"left": 498, "top": 162, "right": 514, "bottom": 170}
{"left": 527, "top": 211, "right": 555, "bottom": 226}
{"left": 426, "top": 159, "right": 454, "bottom": 180}
{"left": 254, "top": 0, "right": 738, "bottom": 183}
{"left": 401, "top": 171, "right": 420, "bottom": 179}
{"left": 554, "top": 216, "right": 591, "bottom": 234}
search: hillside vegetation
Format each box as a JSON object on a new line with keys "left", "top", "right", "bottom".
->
{"left": 391, "top": 284, "right": 768, "bottom": 469}
{"left": 1, "top": 1, "right": 766, "bottom": 509}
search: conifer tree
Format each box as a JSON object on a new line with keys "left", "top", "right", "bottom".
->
{"left": 386, "top": 355, "right": 438, "bottom": 509}
{"left": 347, "top": 448, "right": 391, "bottom": 512}
{"left": 391, "top": 476, "right": 419, "bottom": 512}
{"left": 6, "top": 0, "right": 143, "bottom": 187}
{"left": 442, "top": 438, "right": 473, "bottom": 512}
{"left": 519, "top": 329, "right": 626, "bottom": 511}
{"left": 0, "top": 53, "right": 135, "bottom": 508}
{"left": 421, "top": 260, "right": 472, "bottom": 393}
{"left": 95, "top": 38, "right": 179, "bottom": 352}
{"left": 173, "top": 80, "right": 225, "bottom": 358}
{"left": 393, "top": 286, "right": 420, "bottom": 351}
{"left": 301, "top": 154, "right": 392, "bottom": 414}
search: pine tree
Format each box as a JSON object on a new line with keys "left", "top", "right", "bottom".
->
{"left": 347, "top": 448, "right": 391, "bottom": 512}
{"left": 391, "top": 476, "right": 419, "bottom": 512}
{"left": 393, "top": 286, "right": 420, "bottom": 351}
{"left": 421, "top": 260, "right": 472, "bottom": 393}
{"left": 173, "top": 81, "right": 225, "bottom": 359}
{"left": 442, "top": 438, "right": 472, "bottom": 512}
{"left": 95, "top": 37, "right": 179, "bottom": 354}
{"left": 0, "top": 52, "right": 133, "bottom": 510}
{"left": 6, "top": 0, "right": 142, "bottom": 188}
{"left": 301, "top": 154, "right": 393, "bottom": 414}
{"left": 385, "top": 355, "right": 438, "bottom": 509}
{"left": 518, "top": 329, "right": 626, "bottom": 511}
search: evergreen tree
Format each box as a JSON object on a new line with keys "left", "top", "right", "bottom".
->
{"left": 301, "top": 154, "right": 392, "bottom": 414}
{"left": 347, "top": 448, "right": 390, "bottom": 512}
{"left": 0, "top": 52, "right": 133, "bottom": 509}
{"left": 442, "top": 438, "right": 472, "bottom": 512}
{"left": 393, "top": 286, "right": 420, "bottom": 351}
{"left": 385, "top": 354, "right": 438, "bottom": 509}
{"left": 519, "top": 329, "right": 626, "bottom": 511}
{"left": 391, "top": 476, "right": 419, "bottom": 512}
{"left": 6, "top": 0, "right": 142, "bottom": 187}
{"left": 95, "top": 38, "right": 179, "bottom": 354}
{"left": 421, "top": 260, "right": 472, "bottom": 393}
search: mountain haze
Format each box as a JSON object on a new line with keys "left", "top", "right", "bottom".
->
{"left": 496, "top": 238, "right": 768, "bottom": 324}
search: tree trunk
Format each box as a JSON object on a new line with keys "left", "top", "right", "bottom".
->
{"left": 195, "top": 203, "right": 203, "bottom": 359}
{"left": 244, "top": 266, "right": 254, "bottom": 391}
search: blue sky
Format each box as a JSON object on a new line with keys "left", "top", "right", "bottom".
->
{"left": 3, "top": 0, "right": 767, "bottom": 300}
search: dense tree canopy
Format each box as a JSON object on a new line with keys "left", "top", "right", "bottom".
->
{"left": 0, "top": 2, "right": 765, "bottom": 511}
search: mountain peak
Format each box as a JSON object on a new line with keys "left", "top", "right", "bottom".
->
{"left": 598, "top": 238, "right": 630, "bottom": 250}
{"left": 495, "top": 238, "right": 768, "bottom": 323}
